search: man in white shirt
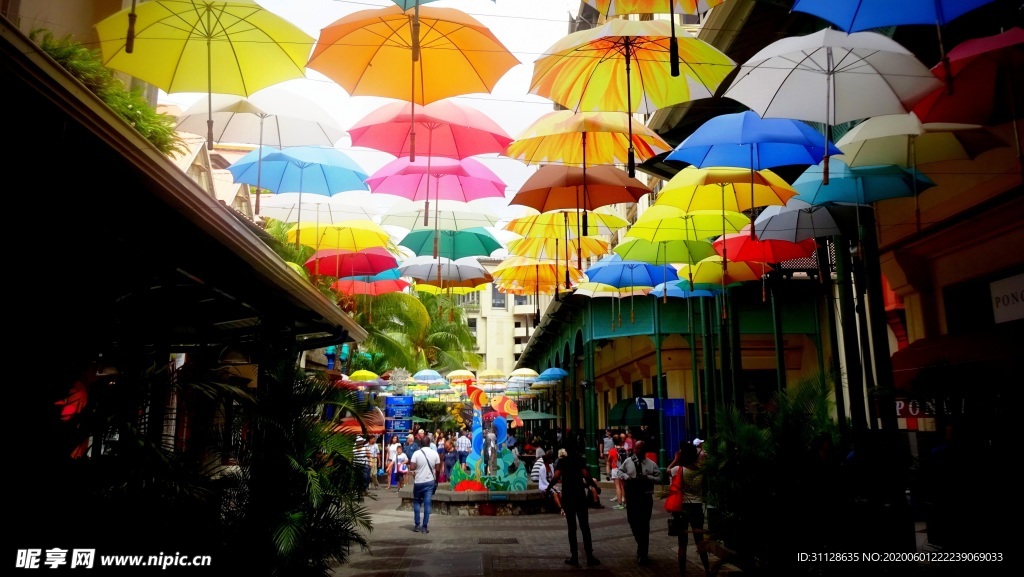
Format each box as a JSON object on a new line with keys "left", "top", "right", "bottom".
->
{"left": 353, "top": 436, "right": 370, "bottom": 494}
{"left": 408, "top": 436, "right": 441, "bottom": 534}
{"left": 455, "top": 429, "right": 472, "bottom": 465}
{"left": 617, "top": 439, "right": 661, "bottom": 566}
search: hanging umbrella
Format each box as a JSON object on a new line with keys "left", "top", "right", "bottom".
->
{"left": 613, "top": 238, "right": 717, "bottom": 267}
{"left": 446, "top": 369, "right": 476, "bottom": 383}
{"left": 505, "top": 110, "right": 671, "bottom": 168}
{"left": 348, "top": 99, "right": 512, "bottom": 162}
{"left": 413, "top": 369, "right": 446, "bottom": 383}
{"left": 911, "top": 27, "right": 1024, "bottom": 167}
{"left": 366, "top": 156, "right": 506, "bottom": 234}
{"left": 536, "top": 367, "right": 568, "bottom": 381}
{"left": 753, "top": 199, "right": 845, "bottom": 243}
{"left": 791, "top": 0, "right": 998, "bottom": 86}
{"left": 332, "top": 271, "right": 410, "bottom": 297}
{"left": 723, "top": 28, "right": 943, "bottom": 180}
{"left": 398, "top": 255, "right": 491, "bottom": 284}
{"left": 287, "top": 220, "right": 392, "bottom": 251}
{"left": 492, "top": 256, "right": 585, "bottom": 300}
{"left": 505, "top": 210, "right": 630, "bottom": 240}
{"left": 650, "top": 281, "right": 717, "bottom": 299}
{"left": 413, "top": 282, "right": 487, "bottom": 296}
{"left": 792, "top": 159, "right": 936, "bottom": 206}
{"left": 676, "top": 256, "right": 770, "bottom": 287}
{"left": 713, "top": 232, "right": 817, "bottom": 264}
{"left": 575, "top": 281, "right": 653, "bottom": 327}
{"left": 510, "top": 368, "right": 539, "bottom": 379}
{"left": 398, "top": 227, "right": 503, "bottom": 260}
{"left": 308, "top": 4, "right": 519, "bottom": 105}
{"left": 836, "top": 112, "right": 1007, "bottom": 168}
{"left": 586, "top": 254, "right": 679, "bottom": 288}
{"left": 380, "top": 207, "right": 501, "bottom": 232}
{"left": 506, "top": 236, "right": 610, "bottom": 261}
{"left": 655, "top": 166, "right": 798, "bottom": 213}
{"left": 229, "top": 146, "right": 369, "bottom": 197}
{"left": 257, "top": 193, "right": 382, "bottom": 225}
{"left": 477, "top": 368, "right": 507, "bottom": 381}
{"left": 509, "top": 164, "right": 651, "bottom": 213}
{"left": 666, "top": 111, "right": 842, "bottom": 172}
{"left": 529, "top": 18, "right": 735, "bottom": 176}
{"left": 582, "top": 1, "right": 728, "bottom": 77}
{"left": 626, "top": 206, "right": 750, "bottom": 243}
{"left": 95, "top": 0, "right": 313, "bottom": 151}
{"left": 304, "top": 246, "right": 399, "bottom": 278}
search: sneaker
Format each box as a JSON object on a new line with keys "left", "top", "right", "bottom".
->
{"left": 609, "top": 497, "right": 618, "bottom": 502}
{"left": 586, "top": 557, "right": 601, "bottom": 567}
{"left": 637, "top": 556, "right": 651, "bottom": 566}
{"left": 564, "top": 557, "right": 580, "bottom": 567}
{"left": 613, "top": 504, "right": 626, "bottom": 510}
{"left": 413, "top": 526, "right": 420, "bottom": 533}
{"left": 422, "top": 527, "right": 429, "bottom": 534}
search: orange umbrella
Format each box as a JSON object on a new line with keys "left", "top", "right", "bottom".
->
{"left": 506, "top": 236, "right": 610, "bottom": 261}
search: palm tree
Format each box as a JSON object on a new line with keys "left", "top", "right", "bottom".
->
{"left": 352, "top": 291, "right": 481, "bottom": 372}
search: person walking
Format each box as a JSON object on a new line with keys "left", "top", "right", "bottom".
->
{"left": 395, "top": 445, "right": 410, "bottom": 491}
{"left": 408, "top": 435, "right": 441, "bottom": 534}
{"left": 618, "top": 439, "right": 660, "bottom": 566}
{"left": 546, "top": 436, "right": 600, "bottom": 567}
{"left": 367, "top": 434, "right": 381, "bottom": 490}
{"left": 442, "top": 439, "right": 459, "bottom": 482}
{"left": 666, "top": 443, "right": 711, "bottom": 576}
{"left": 353, "top": 436, "right": 371, "bottom": 494}
{"left": 608, "top": 435, "right": 627, "bottom": 508}
{"left": 386, "top": 435, "right": 401, "bottom": 489}
{"left": 455, "top": 429, "right": 472, "bottom": 466}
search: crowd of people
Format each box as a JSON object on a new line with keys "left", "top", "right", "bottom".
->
{"left": 353, "top": 426, "right": 711, "bottom": 571}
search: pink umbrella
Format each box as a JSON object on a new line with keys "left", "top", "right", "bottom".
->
{"left": 331, "top": 277, "right": 410, "bottom": 296}
{"left": 304, "top": 246, "right": 399, "bottom": 278}
{"left": 348, "top": 99, "right": 513, "bottom": 161}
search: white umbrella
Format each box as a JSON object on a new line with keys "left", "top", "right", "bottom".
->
{"left": 258, "top": 192, "right": 383, "bottom": 224}
{"left": 380, "top": 207, "right": 501, "bottom": 232}
{"left": 174, "top": 85, "right": 345, "bottom": 149}
{"left": 397, "top": 255, "right": 491, "bottom": 284}
{"left": 723, "top": 28, "right": 942, "bottom": 182}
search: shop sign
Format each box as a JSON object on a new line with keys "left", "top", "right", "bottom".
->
{"left": 990, "top": 272, "right": 1024, "bottom": 324}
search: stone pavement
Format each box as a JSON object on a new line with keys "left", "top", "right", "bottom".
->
{"left": 330, "top": 483, "right": 738, "bottom": 577}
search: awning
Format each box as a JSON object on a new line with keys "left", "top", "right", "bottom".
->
{"left": 891, "top": 328, "right": 1022, "bottom": 390}
{"left": 608, "top": 399, "right": 658, "bottom": 428}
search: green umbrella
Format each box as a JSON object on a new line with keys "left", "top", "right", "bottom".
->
{"left": 399, "top": 227, "right": 502, "bottom": 260}
{"left": 514, "top": 409, "right": 560, "bottom": 420}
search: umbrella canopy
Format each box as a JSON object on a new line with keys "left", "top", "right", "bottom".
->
{"left": 366, "top": 156, "right": 506, "bottom": 204}
{"left": 228, "top": 146, "right": 369, "bottom": 196}
{"left": 413, "top": 369, "right": 446, "bottom": 383}
{"left": 515, "top": 409, "right": 561, "bottom": 420}
{"left": 413, "top": 282, "right": 487, "bottom": 295}
{"left": 477, "top": 368, "right": 507, "bottom": 381}
{"left": 505, "top": 110, "right": 671, "bottom": 168}
{"left": 349, "top": 369, "right": 380, "bottom": 382}
{"left": 536, "top": 367, "right": 568, "bottom": 381}
{"left": 753, "top": 199, "right": 844, "bottom": 243}
{"left": 506, "top": 236, "right": 610, "bottom": 261}
{"left": 307, "top": 5, "right": 519, "bottom": 105}
{"left": 676, "top": 256, "right": 770, "bottom": 287}
{"left": 287, "top": 220, "right": 392, "bottom": 251}
{"left": 627, "top": 205, "right": 750, "bottom": 243}
{"left": 95, "top": 0, "right": 312, "bottom": 150}
{"left": 504, "top": 210, "right": 630, "bottom": 239}
{"left": 509, "top": 165, "right": 651, "bottom": 213}
{"left": 491, "top": 256, "right": 585, "bottom": 295}
{"left": 655, "top": 166, "right": 798, "bottom": 213}
{"left": 911, "top": 27, "right": 1024, "bottom": 126}
{"left": 529, "top": 18, "right": 735, "bottom": 175}
{"left": 575, "top": 282, "right": 652, "bottom": 298}
{"left": 791, "top": 0, "right": 996, "bottom": 31}
{"left": 174, "top": 86, "right": 344, "bottom": 149}
{"left": 347, "top": 99, "right": 512, "bottom": 161}
{"left": 446, "top": 369, "right": 476, "bottom": 382}
{"left": 258, "top": 192, "right": 383, "bottom": 225}
{"left": 397, "top": 255, "right": 491, "bottom": 284}
{"left": 510, "top": 368, "right": 539, "bottom": 379}
{"left": 792, "top": 159, "right": 936, "bottom": 205}
{"left": 612, "top": 237, "right": 717, "bottom": 266}
{"left": 585, "top": 254, "right": 679, "bottom": 288}
{"left": 304, "top": 247, "right": 399, "bottom": 278}
{"left": 666, "top": 111, "right": 842, "bottom": 170}
{"left": 650, "top": 281, "right": 717, "bottom": 299}
{"left": 712, "top": 233, "right": 818, "bottom": 264}
{"left": 835, "top": 113, "right": 1007, "bottom": 168}
{"left": 398, "top": 227, "right": 503, "bottom": 260}
{"left": 584, "top": 0, "right": 725, "bottom": 15}
{"left": 380, "top": 207, "right": 501, "bottom": 232}
{"left": 724, "top": 28, "right": 943, "bottom": 127}
{"left": 331, "top": 275, "right": 410, "bottom": 297}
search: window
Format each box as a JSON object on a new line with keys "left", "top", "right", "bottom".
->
{"left": 491, "top": 285, "right": 506, "bottom": 309}
{"left": 468, "top": 318, "right": 477, "bottom": 335}
{"left": 514, "top": 293, "right": 528, "bottom": 306}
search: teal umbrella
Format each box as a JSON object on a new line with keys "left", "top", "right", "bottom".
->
{"left": 399, "top": 227, "right": 502, "bottom": 260}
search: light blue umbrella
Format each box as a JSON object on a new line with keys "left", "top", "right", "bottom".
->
{"left": 228, "top": 146, "right": 369, "bottom": 197}
{"left": 585, "top": 254, "right": 679, "bottom": 288}
{"left": 413, "top": 369, "right": 446, "bottom": 383}
{"left": 649, "top": 282, "right": 717, "bottom": 300}
{"left": 536, "top": 367, "right": 568, "bottom": 382}
{"left": 791, "top": 159, "right": 935, "bottom": 206}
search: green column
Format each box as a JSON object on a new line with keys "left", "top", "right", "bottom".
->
{"left": 653, "top": 295, "right": 666, "bottom": 477}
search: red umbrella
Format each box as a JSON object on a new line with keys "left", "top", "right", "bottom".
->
{"left": 712, "top": 231, "right": 817, "bottom": 264}
{"left": 331, "top": 277, "right": 410, "bottom": 296}
{"left": 348, "top": 99, "right": 513, "bottom": 161}
{"left": 304, "top": 246, "right": 399, "bottom": 278}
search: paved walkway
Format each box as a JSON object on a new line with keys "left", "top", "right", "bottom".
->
{"left": 331, "top": 483, "right": 737, "bottom": 577}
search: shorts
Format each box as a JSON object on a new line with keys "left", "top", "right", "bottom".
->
{"left": 610, "top": 469, "right": 621, "bottom": 480}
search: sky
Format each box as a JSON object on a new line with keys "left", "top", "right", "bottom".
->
{"left": 160, "top": 0, "right": 582, "bottom": 222}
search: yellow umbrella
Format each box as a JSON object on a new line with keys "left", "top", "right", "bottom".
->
{"left": 655, "top": 166, "right": 798, "bottom": 213}
{"left": 676, "top": 255, "right": 771, "bottom": 287}
{"left": 477, "top": 368, "right": 507, "bottom": 382}
{"left": 506, "top": 236, "right": 610, "bottom": 261}
{"left": 492, "top": 256, "right": 585, "bottom": 297}
{"left": 575, "top": 281, "right": 653, "bottom": 328}
{"left": 349, "top": 369, "right": 380, "bottom": 382}
{"left": 626, "top": 206, "right": 750, "bottom": 243}
{"left": 505, "top": 110, "right": 670, "bottom": 168}
{"left": 446, "top": 369, "right": 476, "bottom": 381}
{"left": 287, "top": 220, "right": 392, "bottom": 251}
{"left": 413, "top": 282, "right": 487, "bottom": 295}
{"left": 95, "top": 0, "right": 313, "bottom": 150}
{"left": 529, "top": 19, "right": 734, "bottom": 175}
{"left": 510, "top": 368, "right": 539, "bottom": 378}
{"left": 505, "top": 210, "right": 629, "bottom": 239}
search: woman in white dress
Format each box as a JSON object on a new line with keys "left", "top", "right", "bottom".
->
{"left": 386, "top": 435, "right": 401, "bottom": 489}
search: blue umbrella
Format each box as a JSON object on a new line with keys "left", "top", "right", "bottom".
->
{"left": 792, "top": 159, "right": 935, "bottom": 206}
{"left": 228, "top": 145, "right": 368, "bottom": 197}
{"left": 585, "top": 254, "right": 679, "bottom": 288}
{"left": 649, "top": 282, "right": 716, "bottom": 300}
{"left": 666, "top": 111, "right": 841, "bottom": 170}
{"left": 536, "top": 367, "right": 568, "bottom": 382}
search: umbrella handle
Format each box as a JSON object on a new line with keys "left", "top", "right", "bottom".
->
{"left": 125, "top": 5, "right": 137, "bottom": 53}
{"left": 669, "top": 1, "right": 679, "bottom": 77}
